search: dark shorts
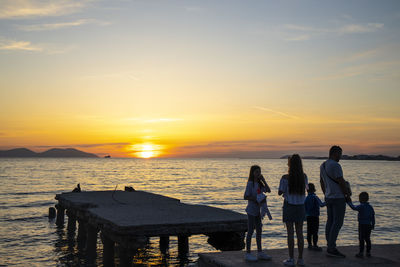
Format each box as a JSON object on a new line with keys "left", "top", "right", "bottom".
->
{"left": 282, "top": 201, "right": 306, "bottom": 222}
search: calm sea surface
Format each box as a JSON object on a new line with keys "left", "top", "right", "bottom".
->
{"left": 0, "top": 158, "right": 399, "bottom": 266}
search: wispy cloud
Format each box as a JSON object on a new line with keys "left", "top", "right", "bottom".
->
{"left": 123, "top": 118, "right": 184, "bottom": 124}
{"left": 282, "top": 22, "right": 384, "bottom": 41}
{"left": 314, "top": 60, "right": 400, "bottom": 81}
{"left": 345, "top": 49, "right": 379, "bottom": 62}
{"left": 82, "top": 71, "right": 142, "bottom": 81}
{"left": 16, "top": 18, "right": 110, "bottom": 31}
{"left": 253, "top": 106, "right": 299, "bottom": 120}
{"left": 168, "top": 139, "right": 328, "bottom": 158}
{"left": 284, "top": 23, "right": 383, "bottom": 34}
{"left": 0, "top": 38, "right": 42, "bottom": 51}
{"left": 0, "top": 37, "right": 76, "bottom": 54}
{"left": 338, "top": 23, "right": 384, "bottom": 34}
{"left": 34, "top": 142, "right": 130, "bottom": 149}
{"left": 0, "top": 0, "right": 91, "bottom": 19}
{"left": 283, "top": 34, "right": 310, "bottom": 41}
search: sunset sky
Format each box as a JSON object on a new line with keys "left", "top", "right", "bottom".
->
{"left": 1, "top": 0, "right": 399, "bottom": 158}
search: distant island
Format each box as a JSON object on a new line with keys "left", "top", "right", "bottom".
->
{"left": 0, "top": 148, "right": 98, "bottom": 158}
{"left": 280, "top": 154, "right": 400, "bottom": 161}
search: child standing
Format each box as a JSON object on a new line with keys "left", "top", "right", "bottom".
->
{"left": 304, "top": 183, "right": 325, "bottom": 251}
{"left": 243, "top": 165, "right": 272, "bottom": 262}
{"left": 348, "top": 192, "right": 375, "bottom": 258}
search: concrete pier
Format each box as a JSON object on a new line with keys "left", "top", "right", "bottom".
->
{"left": 198, "top": 244, "right": 400, "bottom": 267}
{"left": 55, "top": 190, "right": 247, "bottom": 266}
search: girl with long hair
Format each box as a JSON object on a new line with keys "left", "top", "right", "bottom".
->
{"left": 243, "top": 165, "right": 272, "bottom": 262}
{"left": 278, "top": 154, "right": 308, "bottom": 266}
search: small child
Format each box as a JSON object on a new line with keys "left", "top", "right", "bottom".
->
{"left": 304, "top": 183, "right": 325, "bottom": 251}
{"left": 348, "top": 192, "right": 375, "bottom": 258}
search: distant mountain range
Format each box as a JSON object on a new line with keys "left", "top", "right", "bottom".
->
{"left": 0, "top": 148, "right": 98, "bottom": 158}
{"left": 280, "top": 154, "right": 400, "bottom": 161}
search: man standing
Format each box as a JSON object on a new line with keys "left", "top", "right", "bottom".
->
{"left": 320, "top": 146, "right": 351, "bottom": 257}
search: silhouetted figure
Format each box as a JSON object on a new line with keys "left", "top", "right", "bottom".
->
{"left": 244, "top": 165, "right": 272, "bottom": 262}
{"left": 124, "top": 186, "right": 135, "bottom": 192}
{"left": 279, "top": 154, "right": 308, "bottom": 266}
{"left": 72, "top": 184, "right": 81, "bottom": 192}
{"left": 348, "top": 192, "right": 375, "bottom": 258}
{"left": 304, "top": 183, "right": 325, "bottom": 251}
{"left": 320, "top": 145, "right": 351, "bottom": 258}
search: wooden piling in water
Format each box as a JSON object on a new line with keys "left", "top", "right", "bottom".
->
{"left": 85, "top": 224, "right": 99, "bottom": 265}
{"left": 118, "top": 245, "right": 133, "bottom": 267}
{"left": 48, "top": 207, "right": 56, "bottom": 219}
{"left": 159, "top": 235, "right": 170, "bottom": 254}
{"left": 178, "top": 235, "right": 189, "bottom": 258}
{"left": 66, "top": 209, "right": 76, "bottom": 235}
{"left": 77, "top": 218, "right": 87, "bottom": 250}
{"left": 101, "top": 233, "right": 115, "bottom": 267}
{"left": 55, "top": 204, "right": 65, "bottom": 226}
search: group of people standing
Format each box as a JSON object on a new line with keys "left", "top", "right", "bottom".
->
{"left": 244, "top": 145, "right": 375, "bottom": 266}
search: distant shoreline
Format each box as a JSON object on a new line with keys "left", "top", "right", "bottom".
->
{"left": 280, "top": 154, "right": 400, "bottom": 161}
{"left": 0, "top": 148, "right": 399, "bottom": 161}
{"left": 0, "top": 148, "right": 98, "bottom": 158}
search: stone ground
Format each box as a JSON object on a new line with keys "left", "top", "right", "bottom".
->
{"left": 198, "top": 244, "right": 400, "bottom": 267}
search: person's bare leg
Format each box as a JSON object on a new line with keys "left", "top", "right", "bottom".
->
{"left": 286, "top": 222, "right": 294, "bottom": 259}
{"left": 295, "top": 221, "right": 304, "bottom": 259}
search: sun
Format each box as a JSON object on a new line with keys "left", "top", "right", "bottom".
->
{"left": 131, "top": 143, "right": 162, "bottom": 158}
{"left": 138, "top": 151, "right": 155, "bottom": 158}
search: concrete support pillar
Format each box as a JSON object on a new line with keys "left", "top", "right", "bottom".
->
{"left": 119, "top": 246, "right": 133, "bottom": 267}
{"left": 66, "top": 209, "right": 76, "bottom": 235}
{"left": 85, "top": 224, "right": 99, "bottom": 265}
{"left": 48, "top": 207, "right": 56, "bottom": 219}
{"left": 207, "top": 231, "right": 245, "bottom": 251}
{"left": 159, "top": 236, "right": 170, "bottom": 254}
{"left": 55, "top": 204, "right": 65, "bottom": 227}
{"left": 178, "top": 235, "right": 189, "bottom": 258}
{"left": 101, "top": 233, "right": 115, "bottom": 267}
{"left": 77, "top": 218, "right": 87, "bottom": 250}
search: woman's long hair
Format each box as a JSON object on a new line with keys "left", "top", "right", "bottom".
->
{"left": 288, "top": 154, "right": 305, "bottom": 195}
{"left": 248, "top": 165, "right": 266, "bottom": 187}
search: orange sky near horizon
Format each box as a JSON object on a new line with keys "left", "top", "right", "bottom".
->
{"left": 1, "top": 109, "right": 399, "bottom": 158}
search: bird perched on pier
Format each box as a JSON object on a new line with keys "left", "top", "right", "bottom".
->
{"left": 72, "top": 184, "right": 81, "bottom": 192}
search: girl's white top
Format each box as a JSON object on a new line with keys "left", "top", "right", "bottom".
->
{"left": 244, "top": 180, "right": 267, "bottom": 216}
{"left": 279, "top": 174, "right": 309, "bottom": 205}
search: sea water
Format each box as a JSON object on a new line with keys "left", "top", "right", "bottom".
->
{"left": 0, "top": 158, "right": 399, "bottom": 266}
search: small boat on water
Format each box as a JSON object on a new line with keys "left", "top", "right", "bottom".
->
{"left": 104, "top": 155, "right": 111, "bottom": 158}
